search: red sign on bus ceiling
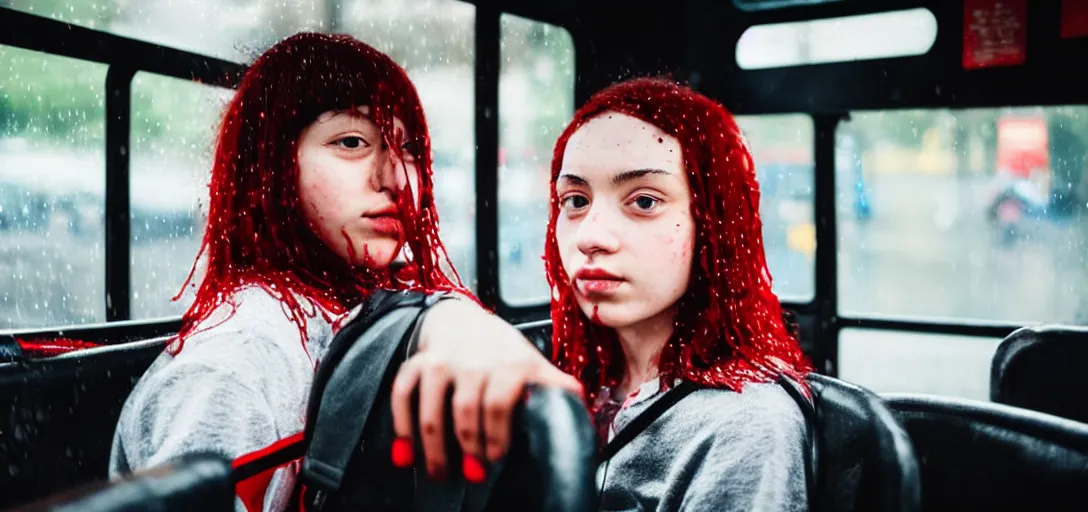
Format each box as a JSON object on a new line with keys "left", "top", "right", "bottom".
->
{"left": 963, "top": 0, "right": 1027, "bottom": 70}
{"left": 1061, "top": 0, "right": 1088, "bottom": 39}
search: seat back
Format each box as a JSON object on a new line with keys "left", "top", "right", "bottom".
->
{"left": 806, "top": 374, "right": 921, "bottom": 512}
{"left": 0, "top": 336, "right": 170, "bottom": 509}
{"left": 990, "top": 324, "right": 1088, "bottom": 423}
{"left": 12, "top": 453, "right": 233, "bottom": 512}
{"left": 885, "top": 393, "right": 1088, "bottom": 512}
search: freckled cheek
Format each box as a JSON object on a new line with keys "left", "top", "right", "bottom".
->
{"left": 300, "top": 162, "right": 351, "bottom": 229}
{"left": 642, "top": 231, "right": 681, "bottom": 268}
{"left": 301, "top": 177, "right": 330, "bottom": 209}
{"left": 642, "top": 225, "right": 694, "bottom": 294}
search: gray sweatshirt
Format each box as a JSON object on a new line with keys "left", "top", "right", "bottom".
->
{"left": 109, "top": 284, "right": 806, "bottom": 512}
{"left": 108, "top": 285, "right": 346, "bottom": 512}
{"left": 596, "top": 379, "right": 809, "bottom": 512}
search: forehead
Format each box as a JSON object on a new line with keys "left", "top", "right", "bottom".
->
{"left": 561, "top": 112, "right": 683, "bottom": 177}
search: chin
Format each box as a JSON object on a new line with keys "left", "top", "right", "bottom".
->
{"left": 577, "top": 299, "right": 639, "bottom": 329}
{"left": 344, "top": 239, "right": 402, "bottom": 270}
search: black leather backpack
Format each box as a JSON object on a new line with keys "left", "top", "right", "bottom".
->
{"left": 231, "top": 289, "right": 599, "bottom": 512}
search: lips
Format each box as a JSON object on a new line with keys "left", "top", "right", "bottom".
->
{"left": 572, "top": 267, "right": 624, "bottom": 296}
{"left": 362, "top": 205, "right": 402, "bottom": 236}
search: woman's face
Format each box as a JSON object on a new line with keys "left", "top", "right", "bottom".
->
{"left": 297, "top": 106, "right": 422, "bottom": 269}
{"left": 554, "top": 112, "right": 695, "bottom": 330}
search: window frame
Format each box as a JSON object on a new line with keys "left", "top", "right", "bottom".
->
{"left": 495, "top": 12, "right": 578, "bottom": 310}
{"left": 1, "top": 9, "right": 243, "bottom": 325}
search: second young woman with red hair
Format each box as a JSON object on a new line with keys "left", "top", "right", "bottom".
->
{"left": 545, "top": 77, "right": 813, "bottom": 510}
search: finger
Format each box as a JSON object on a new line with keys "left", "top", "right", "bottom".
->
{"left": 480, "top": 368, "right": 531, "bottom": 463}
{"left": 417, "top": 360, "right": 452, "bottom": 478}
{"left": 391, "top": 356, "right": 424, "bottom": 440}
{"left": 451, "top": 371, "right": 488, "bottom": 483}
{"left": 390, "top": 356, "right": 424, "bottom": 468}
{"left": 451, "top": 370, "right": 486, "bottom": 458}
{"left": 544, "top": 368, "right": 584, "bottom": 398}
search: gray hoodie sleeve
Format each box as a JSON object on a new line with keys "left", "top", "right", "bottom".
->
{"left": 109, "top": 360, "right": 292, "bottom": 512}
{"left": 111, "top": 360, "right": 280, "bottom": 468}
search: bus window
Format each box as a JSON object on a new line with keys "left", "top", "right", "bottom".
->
{"left": 838, "top": 107, "right": 1088, "bottom": 325}
{"left": 497, "top": 14, "right": 575, "bottom": 306}
{"left": 2, "top": 0, "right": 327, "bottom": 64}
{"left": 5, "top": 0, "right": 479, "bottom": 325}
{"left": 736, "top": 114, "right": 815, "bottom": 302}
{"left": 0, "top": 46, "right": 107, "bottom": 329}
{"left": 377, "top": 2, "right": 478, "bottom": 291}
{"left": 838, "top": 328, "right": 1001, "bottom": 401}
{"left": 130, "top": 73, "right": 231, "bottom": 320}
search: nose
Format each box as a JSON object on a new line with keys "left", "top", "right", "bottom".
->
{"left": 372, "top": 140, "right": 408, "bottom": 194}
{"left": 574, "top": 206, "right": 620, "bottom": 257}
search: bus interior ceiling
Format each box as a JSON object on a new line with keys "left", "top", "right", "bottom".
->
{"left": 2, "top": 0, "right": 1088, "bottom": 397}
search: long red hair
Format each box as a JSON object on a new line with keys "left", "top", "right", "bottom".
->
{"left": 544, "top": 77, "right": 811, "bottom": 399}
{"left": 173, "top": 32, "right": 470, "bottom": 352}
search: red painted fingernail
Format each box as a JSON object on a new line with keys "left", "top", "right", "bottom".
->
{"left": 462, "top": 455, "right": 486, "bottom": 484}
{"left": 391, "top": 438, "right": 413, "bottom": 467}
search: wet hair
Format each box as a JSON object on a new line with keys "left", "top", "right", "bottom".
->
{"left": 544, "top": 77, "right": 812, "bottom": 400}
{"left": 174, "top": 32, "right": 470, "bottom": 351}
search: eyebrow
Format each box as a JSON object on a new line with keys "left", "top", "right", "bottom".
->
{"left": 316, "top": 110, "right": 375, "bottom": 126}
{"left": 612, "top": 168, "right": 671, "bottom": 184}
{"left": 556, "top": 168, "right": 672, "bottom": 185}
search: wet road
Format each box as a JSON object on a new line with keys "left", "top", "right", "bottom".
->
{"left": 838, "top": 172, "right": 1088, "bottom": 325}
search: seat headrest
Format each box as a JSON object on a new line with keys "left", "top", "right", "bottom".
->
{"left": 991, "top": 325, "right": 1088, "bottom": 423}
{"left": 807, "top": 374, "right": 920, "bottom": 512}
{"left": 13, "top": 453, "right": 233, "bottom": 512}
{"left": 885, "top": 393, "right": 1088, "bottom": 511}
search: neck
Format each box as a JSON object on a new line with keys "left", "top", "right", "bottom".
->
{"left": 613, "top": 305, "right": 677, "bottom": 396}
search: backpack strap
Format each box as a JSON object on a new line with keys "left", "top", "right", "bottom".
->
{"left": 303, "top": 290, "right": 448, "bottom": 431}
{"left": 300, "top": 305, "right": 423, "bottom": 507}
{"left": 226, "top": 290, "right": 452, "bottom": 511}
{"left": 598, "top": 381, "right": 698, "bottom": 462}
{"left": 777, "top": 374, "right": 820, "bottom": 512}
{"left": 299, "top": 290, "right": 460, "bottom": 510}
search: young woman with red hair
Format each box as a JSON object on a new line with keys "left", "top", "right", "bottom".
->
{"left": 546, "top": 77, "right": 813, "bottom": 510}
{"left": 108, "top": 32, "right": 577, "bottom": 512}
